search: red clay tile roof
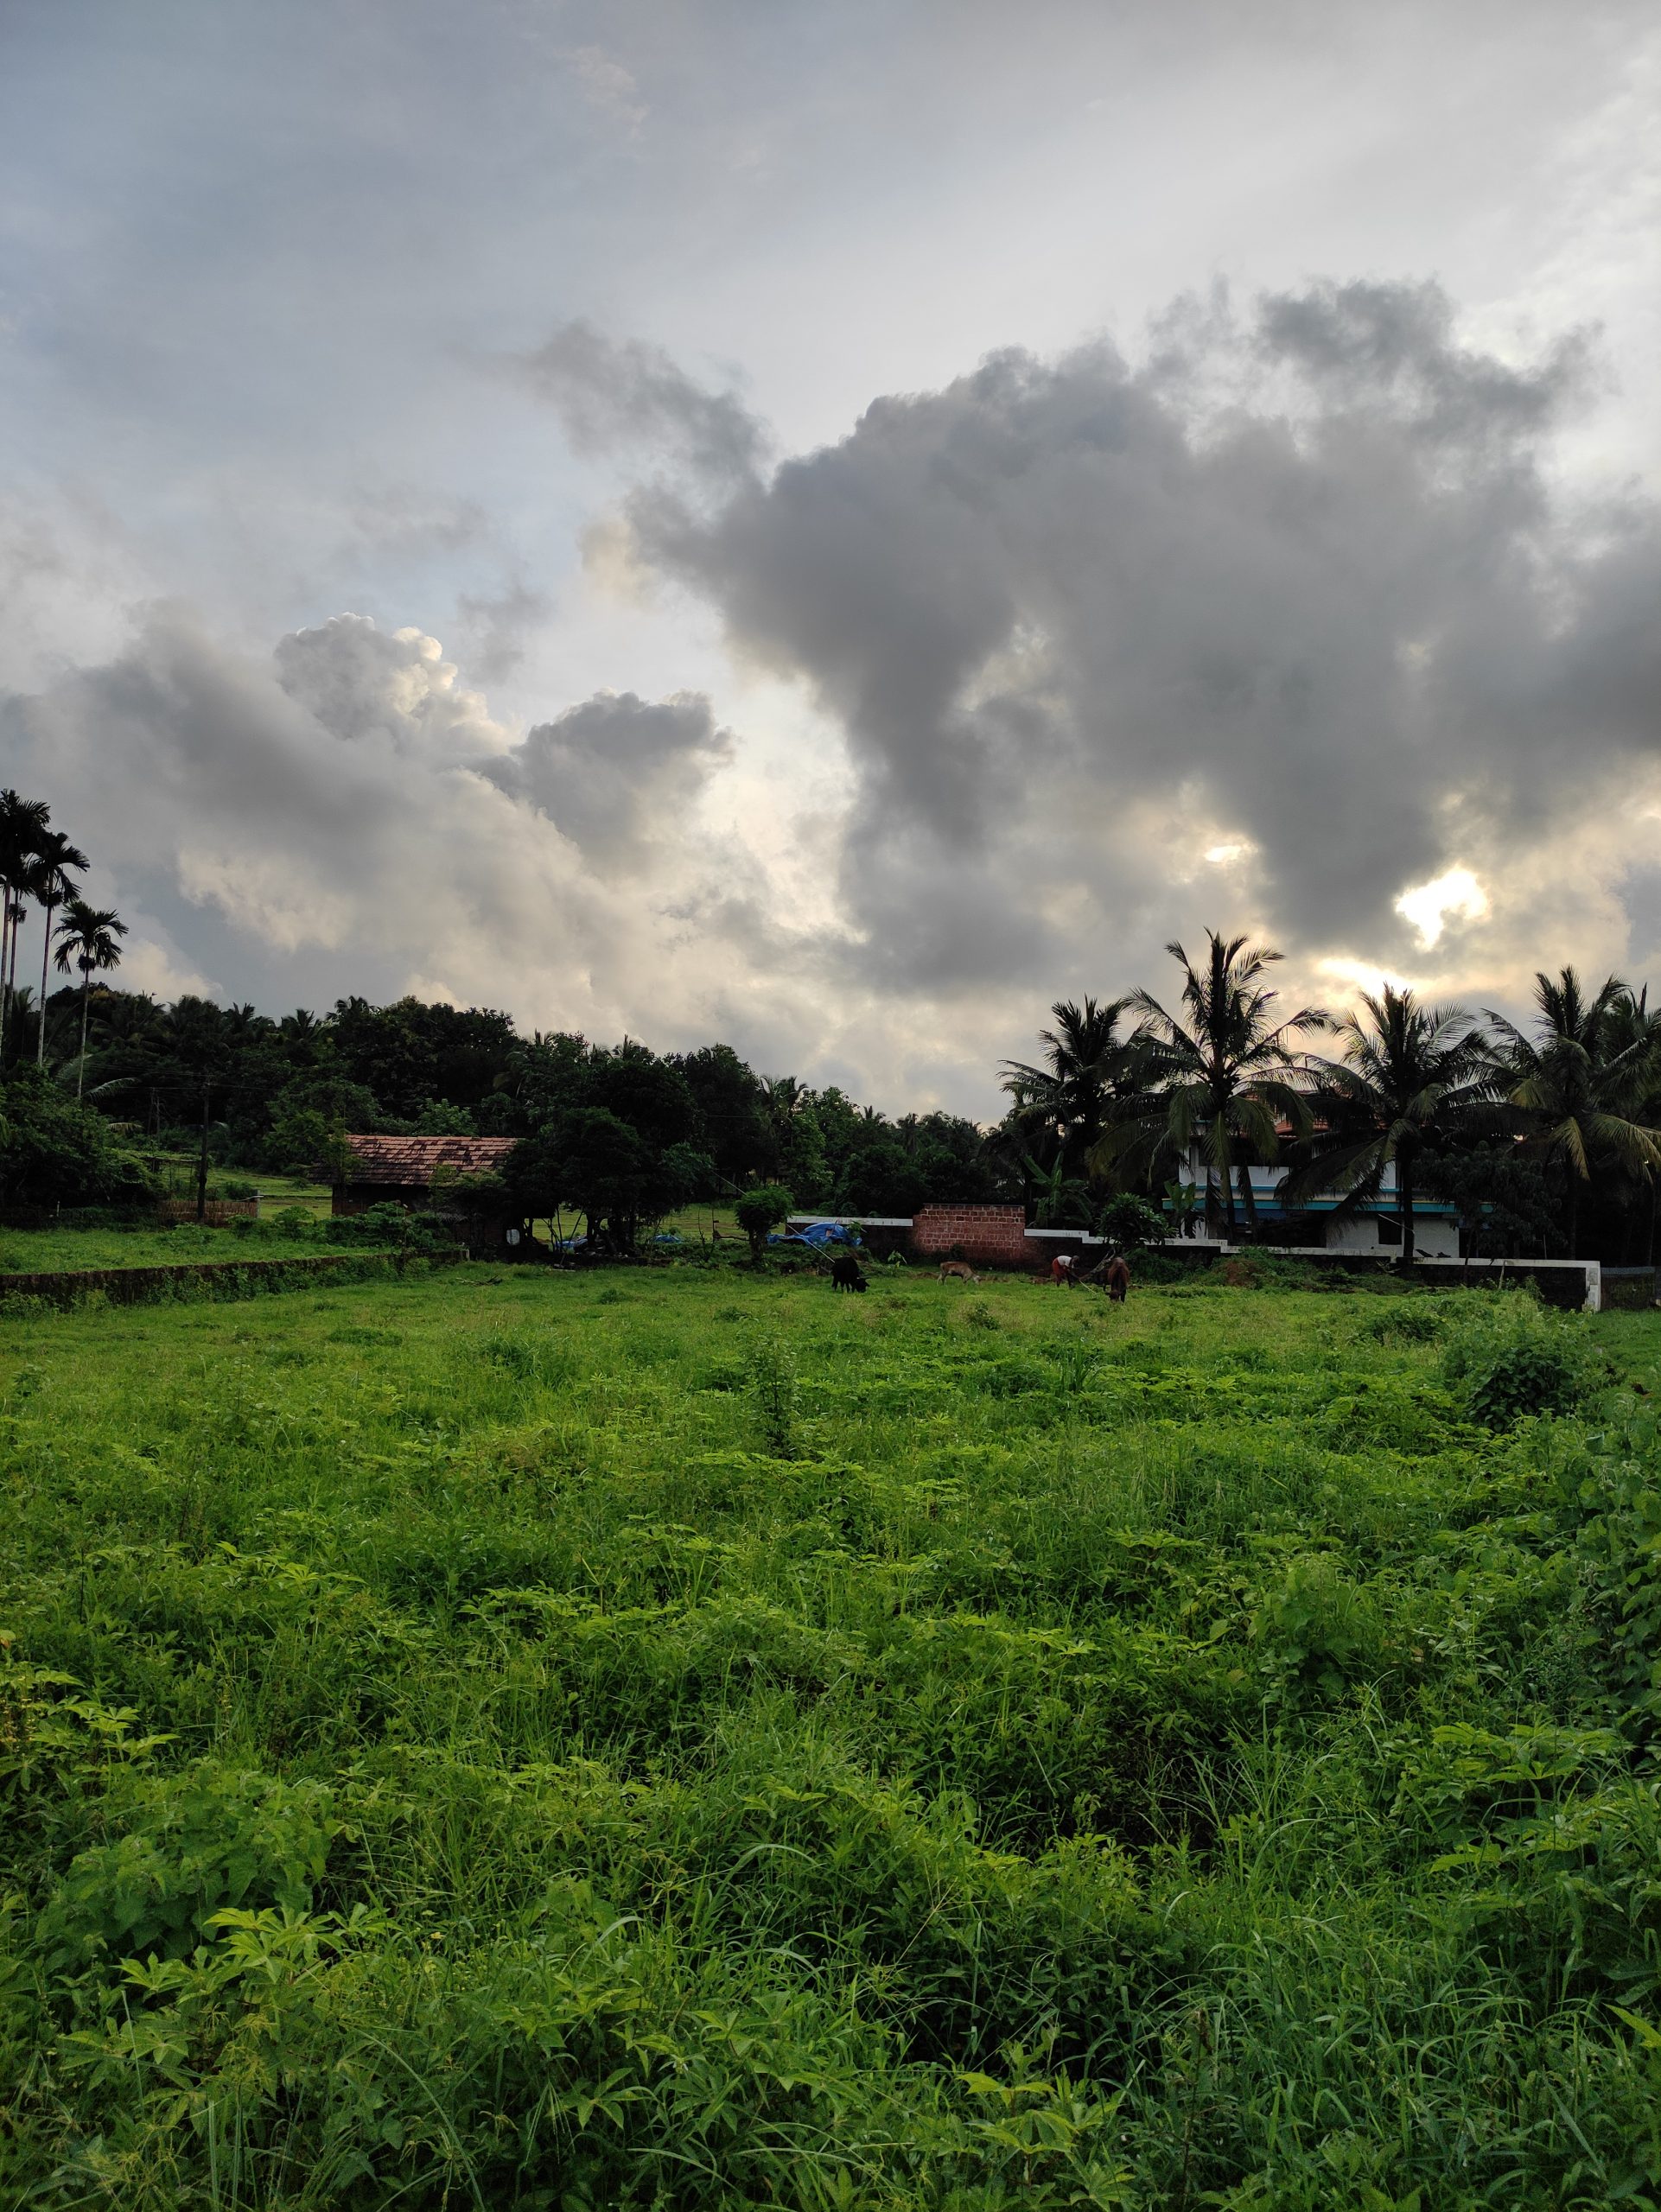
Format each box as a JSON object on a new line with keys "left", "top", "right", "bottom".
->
{"left": 340, "top": 1135, "right": 518, "bottom": 1187}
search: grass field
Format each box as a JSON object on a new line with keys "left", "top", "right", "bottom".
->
{"left": 0, "top": 1216, "right": 360, "bottom": 1275}
{"left": 3, "top": 1264, "right": 1660, "bottom": 2209}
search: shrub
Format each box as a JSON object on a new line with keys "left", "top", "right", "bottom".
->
{"left": 1441, "top": 1294, "right": 1599, "bottom": 1427}
{"left": 749, "top": 1335, "right": 800, "bottom": 1456}
{"left": 0, "top": 1067, "right": 159, "bottom": 1209}
{"left": 1097, "top": 1192, "right": 1168, "bottom": 1247}
{"left": 734, "top": 1184, "right": 794, "bottom": 1265}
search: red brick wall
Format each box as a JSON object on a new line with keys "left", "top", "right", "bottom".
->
{"left": 909, "top": 1205, "right": 1031, "bottom": 1269}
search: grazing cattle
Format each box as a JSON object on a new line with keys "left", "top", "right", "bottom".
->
{"left": 1103, "top": 1255, "right": 1130, "bottom": 1302}
{"left": 830, "top": 1252, "right": 868, "bottom": 1293}
{"left": 939, "top": 1259, "right": 980, "bottom": 1284}
{"left": 1050, "top": 1254, "right": 1077, "bottom": 1287}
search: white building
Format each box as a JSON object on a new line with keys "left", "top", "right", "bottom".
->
{"left": 1173, "top": 1154, "right": 1461, "bottom": 1257}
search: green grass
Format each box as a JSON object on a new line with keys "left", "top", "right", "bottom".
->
{"left": 0, "top": 1223, "right": 275, "bottom": 1272}
{"left": 3, "top": 1267, "right": 1660, "bottom": 2209}
{"left": 0, "top": 1216, "right": 361, "bottom": 1274}
{"left": 252, "top": 1173, "right": 334, "bottom": 1220}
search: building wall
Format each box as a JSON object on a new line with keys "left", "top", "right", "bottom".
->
{"left": 909, "top": 1204, "right": 1032, "bottom": 1269}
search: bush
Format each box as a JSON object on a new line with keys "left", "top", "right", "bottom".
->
{"left": 1441, "top": 1294, "right": 1599, "bottom": 1427}
{"left": 1096, "top": 1192, "right": 1167, "bottom": 1247}
{"left": 0, "top": 1068, "right": 160, "bottom": 1209}
{"left": 748, "top": 1335, "right": 800, "bottom": 1456}
{"left": 734, "top": 1184, "right": 794, "bottom": 1264}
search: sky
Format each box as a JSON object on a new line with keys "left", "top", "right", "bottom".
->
{"left": 2, "top": 0, "right": 1658, "bottom": 1118}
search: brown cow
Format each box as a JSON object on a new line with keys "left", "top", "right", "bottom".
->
{"left": 1103, "top": 1255, "right": 1130, "bottom": 1302}
{"left": 939, "top": 1259, "right": 980, "bottom": 1284}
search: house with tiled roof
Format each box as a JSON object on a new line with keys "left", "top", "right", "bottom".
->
{"left": 330, "top": 1137, "right": 529, "bottom": 1259}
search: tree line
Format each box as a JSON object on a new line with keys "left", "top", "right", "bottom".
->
{"left": 5, "top": 784, "right": 1660, "bottom": 1262}
{"left": 1001, "top": 932, "right": 1661, "bottom": 1266}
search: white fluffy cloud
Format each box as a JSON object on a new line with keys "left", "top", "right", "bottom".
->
{"left": 0, "top": 607, "right": 823, "bottom": 1059}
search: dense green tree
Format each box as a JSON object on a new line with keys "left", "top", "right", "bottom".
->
{"left": 671, "top": 1044, "right": 772, "bottom": 1186}
{"left": 264, "top": 1071, "right": 384, "bottom": 1175}
{"left": 1486, "top": 969, "right": 1661, "bottom": 1259}
{"left": 0, "top": 1066, "right": 156, "bottom": 1209}
{"left": 759, "top": 1076, "right": 828, "bottom": 1201}
{"left": 834, "top": 1141, "right": 926, "bottom": 1217}
{"left": 28, "top": 829, "right": 87, "bottom": 1066}
{"left": 734, "top": 1183, "right": 795, "bottom": 1263}
{"left": 54, "top": 899, "right": 126, "bottom": 1098}
{"left": 485, "top": 1031, "right": 592, "bottom": 1136}
{"left": 140, "top": 996, "right": 242, "bottom": 1220}
{"left": 505, "top": 1108, "right": 703, "bottom": 1254}
{"left": 329, "top": 996, "right": 517, "bottom": 1120}
{"left": 1002, "top": 996, "right": 1140, "bottom": 1176}
{"left": 1113, "top": 933, "right": 1327, "bottom": 1235}
{"left": 1282, "top": 986, "right": 1495, "bottom": 1269}
{"left": 1420, "top": 1141, "right": 1562, "bottom": 1260}
{"left": 586, "top": 1046, "right": 703, "bottom": 1156}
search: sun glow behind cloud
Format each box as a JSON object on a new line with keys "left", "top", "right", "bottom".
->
{"left": 1395, "top": 868, "right": 1490, "bottom": 950}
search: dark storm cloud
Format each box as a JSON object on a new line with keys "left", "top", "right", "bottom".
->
{"left": 553, "top": 280, "right": 1659, "bottom": 982}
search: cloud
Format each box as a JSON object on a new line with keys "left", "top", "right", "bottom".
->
{"left": 518, "top": 321, "right": 767, "bottom": 488}
{"left": 591, "top": 279, "right": 1659, "bottom": 1004}
{"left": 479, "top": 690, "right": 733, "bottom": 871}
{"left": 558, "top": 45, "right": 648, "bottom": 134}
{"left": 1396, "top": 866, "right": 1489, "bottom": 949}
{"left": 5, "top": 277, "right": 1658, "bottom": 1121}
{"left": 453, "top": 578, "right": 553, "bottom": 683}
{"left": 0, "top": 608, "right": 791, "bottom": 1049}
{"left": 274, "top": 613, "right": 509, "bottom": 759}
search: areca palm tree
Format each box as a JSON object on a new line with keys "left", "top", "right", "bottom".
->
{"left": 29, "top": 829, "right": 87, "bottom": 1065}
{"left": 1001, "top": 996, "right": 1139, "bottom": 1175}
{"left": 1114, "top": 932, "right": 1327, "bottom": 1235}
{"left": 1486, "top": 968, "right": 1661, "bottom": 1258}
{"left": 54, "top": 899, "right": 126, "bottom": 1098}
{"left": 0, "top": 790, "right": 49, "bottom": 1070}
{"left": 1282, "top": 986, "right": 1494, "bottom": 1269}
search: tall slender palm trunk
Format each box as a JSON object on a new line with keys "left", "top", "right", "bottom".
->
{"left": 0, "top": 893, "right": 14, "bottom": 1067}
{"left": 197, "top": 1082, "right": 212, "bottom": 1223}
{"left": 35, "top": 897, "right": 56, "bottom": 1064}
{"left": 3, "top": 898, "right": 24, "bottom": 1071}
{"left": 1397, "top": 1147, "right": 1417, "bottom": 1274}
{"left": 77, "top": 967, "right": 92, "bottom": 1098}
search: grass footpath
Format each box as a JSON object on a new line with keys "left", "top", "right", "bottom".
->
{"left": 3, "top": 1266, "right": 1661, "bottom": 2208}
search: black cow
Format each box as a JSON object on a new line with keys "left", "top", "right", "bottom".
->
{"left": 830, "top": 1252, "right": 869, "bottom": 1293}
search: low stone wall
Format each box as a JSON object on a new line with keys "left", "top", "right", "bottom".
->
{"left": 0, "top": 1248, "right": 450, "bottom": 1313}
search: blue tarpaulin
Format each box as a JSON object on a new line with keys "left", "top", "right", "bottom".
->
{"left": 769, "top": 1219, "right": 862, "bottom": 1249}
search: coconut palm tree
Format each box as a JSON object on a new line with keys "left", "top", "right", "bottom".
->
{"left": 1115, "top": 932, "right": 1328, "bottom": 1236}
{"left": 1001, "top": 996, "right": 1141, "bottom": 1176}
{"left": 1281, "top": 986, "right": 1495, "bottom": 1269}
{"left": 1486, "top": 968, "right": 1661, "bottom": 1259}
{"left": 0, "top": 791, "right": 49, "bottom": 1071}
{"left": 29, "top": 829, "right": 88, "bottom": 1065}
{"left": 54, "top": 899, "right": 127, "bottom": 1098}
